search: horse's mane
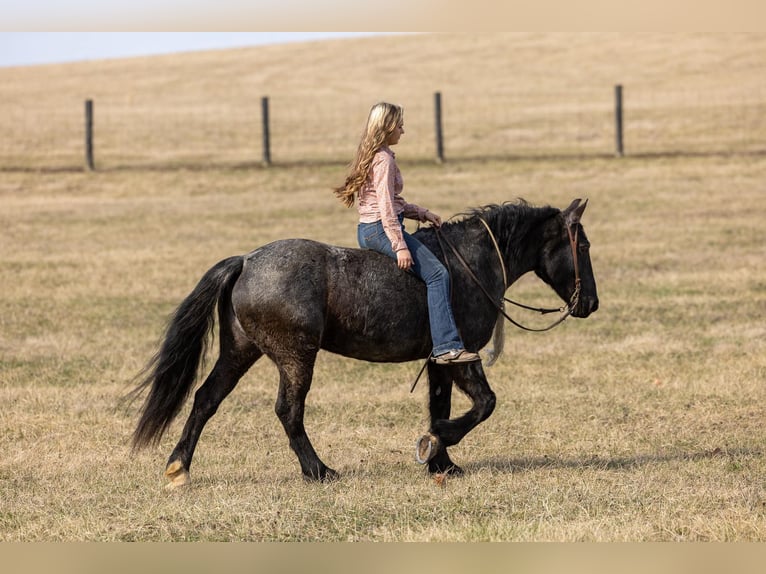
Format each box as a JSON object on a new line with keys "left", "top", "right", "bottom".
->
{"left": 439, "top": 199, "right": 560, "bottom": 260}
{"left": 445, "top": 198, "right": 558, "bottom": 226}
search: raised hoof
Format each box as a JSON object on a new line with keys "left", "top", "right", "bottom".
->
{"left": 164, "top": 460, "right": 191, "bottom": 491}
{"left": 415, "top": 433, "right": 440, "bottom": 465}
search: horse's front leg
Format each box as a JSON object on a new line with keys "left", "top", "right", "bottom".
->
{"left": 416, "top": 361, "right": 496, "bottom": 475}
{"left": 416, "top": 363, "right": 460, "bottom": 474}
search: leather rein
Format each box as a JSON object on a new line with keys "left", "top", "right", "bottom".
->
{"left": 434, "top": 216, "right": 582, "bottom": 333}
{"left": 408, "top": 215, "right": 582, "bottom": 393}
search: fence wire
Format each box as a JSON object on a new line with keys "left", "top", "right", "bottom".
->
{"left": 1, "top": 87, "right": 764, "bottom": 171}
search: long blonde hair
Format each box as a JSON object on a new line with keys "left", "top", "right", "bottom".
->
{"left": 334, "top": 102, "right": 404, "bottom": 208}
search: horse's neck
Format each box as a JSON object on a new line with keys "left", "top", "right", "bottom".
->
{"left": 488, "top": 208, "right": 552, "bottom": 285}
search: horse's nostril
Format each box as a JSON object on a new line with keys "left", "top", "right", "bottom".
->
{"left": 575, "top": 298, "right": 598, "bottom": 317}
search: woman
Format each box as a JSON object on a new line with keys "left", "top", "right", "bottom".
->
{"left": 334, "top": 102, "right": 480, "bottom": 365}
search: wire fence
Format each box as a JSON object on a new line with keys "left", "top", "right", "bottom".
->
{"left": 1, "top": 85, "right": 765, "bottom": 171}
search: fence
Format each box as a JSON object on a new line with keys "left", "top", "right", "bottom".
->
{"left": 2, "top": 85, "right": 765, "bottom": 171}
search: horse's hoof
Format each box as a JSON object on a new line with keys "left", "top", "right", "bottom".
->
{"left": 322, "top": 468, "right": 340, "bottom": 483}
{"left": 415, "top": 433, "right": 440, "bottom": 464}
{"left": 164, "top": 460, "right": 191, "bottom": 491}
{"left": 430, "top": 463, "right": 464, "bottom": 476}
{"left": 302, "top": 466, "right": 339, "bottom": 483}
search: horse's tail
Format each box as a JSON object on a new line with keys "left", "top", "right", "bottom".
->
{"left": 129, "top": 255, "right": 244, "bottom": 450}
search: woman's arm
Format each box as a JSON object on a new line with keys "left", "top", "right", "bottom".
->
{"left": 371, "top": 152, "right": 409, "bottom": 253}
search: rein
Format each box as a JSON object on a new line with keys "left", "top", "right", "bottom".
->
{"left": 409, "top": 214, "right": 582, "bottom": 393}
{"left": 435, "top": 216, "right": 581, "bottom": 333}
{"left": 476, "top": 217, "right": 559, "bottom": 317}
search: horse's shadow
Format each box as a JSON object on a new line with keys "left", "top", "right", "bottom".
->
{"left": 466, "top": 447, "right": 760, "bottom": 474}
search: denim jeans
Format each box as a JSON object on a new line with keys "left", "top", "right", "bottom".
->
{"left": 357, "top": 216, "right": 464, "bottom": 356}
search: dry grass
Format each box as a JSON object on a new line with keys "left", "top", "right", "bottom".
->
{"left": 2, "top": 33, "right": 766, "bottom": 168}
{"left": 1, "top": 33, "right": 765, "bottom": 541}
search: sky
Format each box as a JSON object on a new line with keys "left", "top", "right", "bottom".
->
{"left": 0, "top": 32, "right": 393, "bottom": 68}
{"left": 0, "top": 3, "right": 760, "bottom": 69}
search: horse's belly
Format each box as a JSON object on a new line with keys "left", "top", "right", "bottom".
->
{"left": 321, "top": 286, "right": 432, "bottom": 362}
{"left": 321, "top": 306, "right": 431, "bottom": 362}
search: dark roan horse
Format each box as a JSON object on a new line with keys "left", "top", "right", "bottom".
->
{"left": 130, "top": 199, "right": 598, "bottom": 487}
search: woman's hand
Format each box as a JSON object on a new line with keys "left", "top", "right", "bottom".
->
{"left": 424, "top": 210, "right": 442, "bottom": 228}
{"left": 397, "top": 248, "right": 414, "bottom": 270}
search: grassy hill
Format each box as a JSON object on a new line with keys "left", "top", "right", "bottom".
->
{"left": 3, "top": 33, "right": 765, "bottom": 100}
{"left": 2, "top": 33, "right": 765, "bottom": 169}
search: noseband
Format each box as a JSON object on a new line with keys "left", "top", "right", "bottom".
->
{"left": 435, "top": 215, "right": 582, "bottom": 333}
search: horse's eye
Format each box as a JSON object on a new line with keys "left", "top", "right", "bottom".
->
{"left": 578, "top": 244, "right": 590, "bottom": 253}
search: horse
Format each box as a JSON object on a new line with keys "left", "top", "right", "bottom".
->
{"left": 129, "top": 198, "right": 598, "bottom": 487}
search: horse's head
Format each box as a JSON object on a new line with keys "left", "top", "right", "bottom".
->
{"left": 535, "top": 199, "right": 599, "bottom": 318}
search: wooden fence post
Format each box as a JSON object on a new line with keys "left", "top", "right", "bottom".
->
{"left": 434, "top": 91, "right": 444, "bottom": 163}
{"left": 85, "top": 99, "right": 95, "bottom": 171}
{"left": 261, "top": 96, "right": 272, "bottom": 166}
{"left": 615, "top": 85, "right": 624, "bottom": 157}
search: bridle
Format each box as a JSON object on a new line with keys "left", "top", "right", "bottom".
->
{"left": 435, "top": 215, "right": 582, "bottom": 333}
{"left": 409, "top": 215, "right": 583, "bottom": 392}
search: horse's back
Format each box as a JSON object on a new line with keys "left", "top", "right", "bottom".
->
{"left": 231, "top": 238, "right": 431, "bottom": 362}
{"left": 232, "top": 239, "right": 331, "bottom": 331}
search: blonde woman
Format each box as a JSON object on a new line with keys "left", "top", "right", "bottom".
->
{"left": 334, "top": 102, "right": 480, "bottom": 365}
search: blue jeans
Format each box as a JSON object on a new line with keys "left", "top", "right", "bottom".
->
{"left": 357, "top": 216, "right": 464, "bottom": 356}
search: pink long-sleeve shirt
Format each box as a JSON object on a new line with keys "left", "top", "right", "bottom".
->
{"left": 357, "top": 147, "right": 428, "bottom": 252}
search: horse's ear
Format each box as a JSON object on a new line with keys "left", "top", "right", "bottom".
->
{"left": 563, "top": 198, "right": 588, "bottom": 226}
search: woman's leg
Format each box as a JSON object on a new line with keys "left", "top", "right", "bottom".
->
{"left": 357, "top": 220, "right": 478, "bottom": 362}
{"left": 401, "top": 232, "right": 464, "bottom": 356}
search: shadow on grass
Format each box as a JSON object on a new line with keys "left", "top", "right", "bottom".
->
{"left": 3, "top": 148, "right": 766, "bottom": 174}
{"left": 467, "top": 446, "right": 762, "bottom": 474}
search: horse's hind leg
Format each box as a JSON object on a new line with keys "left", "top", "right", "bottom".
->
{"left": 418, "top": 361, "right": 496, "bottom": 475}
{"left": 164, "top": 333, "right": 262, "bottom": 490}
{"left": 273, "top": 350, "right": 336, "bottom": 482}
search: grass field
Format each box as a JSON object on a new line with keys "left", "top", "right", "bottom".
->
{"left": 2, "top": 33, "right": 766, "bottom": 168}
{"left": 1, "top": 33, "right": 765, "bottom": 541}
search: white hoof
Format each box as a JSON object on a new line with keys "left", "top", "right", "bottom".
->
{"left": 164, "top": 460, "right": 191, "bottom": 490}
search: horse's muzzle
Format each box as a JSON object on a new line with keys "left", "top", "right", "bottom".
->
{"left": 572, "top": 296, "right": 599, "bottom": 318}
